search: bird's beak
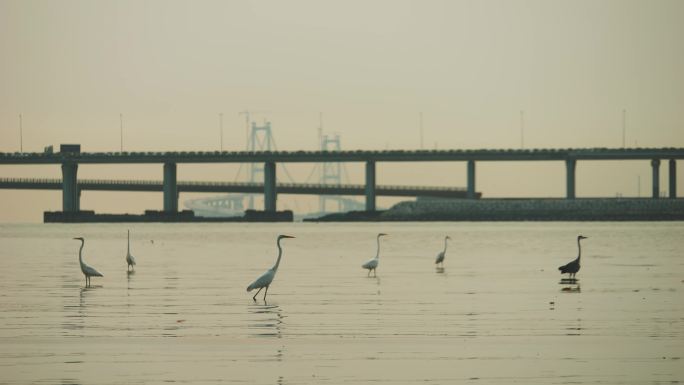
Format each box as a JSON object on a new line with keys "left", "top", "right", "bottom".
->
{"left": 283, "top": 235, "right": 296, "bottom": 239}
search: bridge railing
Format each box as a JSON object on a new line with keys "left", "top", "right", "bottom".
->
{"left": 0, "top": 177, "right": 467, "bottom": 192}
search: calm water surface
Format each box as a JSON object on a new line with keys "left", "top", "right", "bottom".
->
{"left": 0, "top": 222, "right": 683, "bottom": 384}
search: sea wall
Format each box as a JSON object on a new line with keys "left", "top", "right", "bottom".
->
{"left": 43, "top": 209, "right": 293, "bottom": 223}
{"left": 380, "top": 198, "right": 684, "bottom": 221}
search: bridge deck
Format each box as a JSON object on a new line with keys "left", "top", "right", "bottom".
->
{"left": 0, "top": 178, "right": 474, "bottom": 198}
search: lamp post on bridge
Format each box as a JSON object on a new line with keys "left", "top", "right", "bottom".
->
{"left": 19, "top": 114, "right": 23, "bottom": 153}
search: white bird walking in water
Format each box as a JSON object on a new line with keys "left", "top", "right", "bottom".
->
{"left": 435, "top": 235, "right": 451, "bottom": 267}
{"left": 126, "top": 229, "right": 137, "bottom": 271}
{"left": 361, "top": 233, "right": 387, "bottom": 277}
{"left": 558, "top": 235, "right": 588, "bottom": 279}
{"left": 246, "top": 235, "right": 295, "bottom": 301}
{"left": 73, "top": 237, "right": 103, "bottom": 287}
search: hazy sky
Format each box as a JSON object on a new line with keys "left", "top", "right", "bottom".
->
{"left": 1, "top": 0, "right": 683, "bottom": 222}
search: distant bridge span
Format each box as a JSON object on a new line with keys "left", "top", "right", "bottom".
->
{"left": 0, "top": 177, "right": 475, "bottom": 198}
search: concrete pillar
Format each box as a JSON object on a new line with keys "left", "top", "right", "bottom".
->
{"left": 365, "top": 161, "right": 376, "bottom": 211}
{"left": 669, "top": 159, "right": 677, "bottom": 199}
{"left": 651, "top": 159, "right": 660, "bottom": 199}
{"left": 61, "top": 162, "right": 79, "bottom": 212}
{"left": 163, "top": 163, "right": 178, "bottom": 212}
{"left": 264, "top": 161, "right": 276, "bottom": 212}
{"left": 75, "top": 188, "right": 81, "bottom": 211}
{"left": 566, "top": 159, "right": 576, "bottom": 199}
{"left": 467, "top": 160, "right": 476, "bottom": 199}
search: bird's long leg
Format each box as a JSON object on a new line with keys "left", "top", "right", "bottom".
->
{"left": 264, "top": 286, "right": 269, "bottom": 301}
{"left": 373, "top": 269, "right": 376, "bottom": 277}
{"left": 367, "top": 269, "right": 370, "bottom": 277}
{"left": 252, "top": 287, "right": 263, "bottom": 301}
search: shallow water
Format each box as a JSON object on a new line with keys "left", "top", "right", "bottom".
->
{"left": 0, "top": 222, "right": 683, "bottom": 384}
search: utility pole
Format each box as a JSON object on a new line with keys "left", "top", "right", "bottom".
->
{"left": 238, "top": 110, "right": 251, "bottom": 150}
{"left": 520, "top": 110, "right": 525, "bottom": 149}
{"left": 622, "top": 109, "right": 626, "bottom": 148}
{"left": 318, "top": 112, "right": 323, "bottom": 149}
{"left": 219, "top": 113, "right": 224, "bottom": 151}
{"left": 419, "top": 112, "right": 424, "bottom": 149}
{"left": 119, "top": 113, "right": 123, "bottom": 152}
{"left": 19, "top": 113, "right": 23, "bottom": 153}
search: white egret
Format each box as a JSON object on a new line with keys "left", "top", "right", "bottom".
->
{"left": 361, "top": 233, "right": 387, "bottom": 277}
{"left": 73, "top": 237, "right": 103, "bottom": 287}
{"left": 246, "top": 235, "right": 295, "bottom": 301}
{"left": 435, "top": 235, "right": 451, "bottom": 267}
{"left": 558, "top": 235, "right": 588, "bottom": 279}
{"left": 126, "top": 229, "right": 137, "bottom": 271}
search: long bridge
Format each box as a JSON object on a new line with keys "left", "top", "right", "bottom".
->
{"left": 0, "top": 146, "right": 681, "bottom": 214}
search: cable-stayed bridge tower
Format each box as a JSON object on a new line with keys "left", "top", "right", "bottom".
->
{"left": 319, "top": 133, "right": 342, "bottom": 212}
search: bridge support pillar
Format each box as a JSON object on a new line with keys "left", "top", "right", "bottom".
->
{"left": 566, "top": 159, "right": 576, "bottom": 199}
{"left": 264, "top": 161, "right": 277, "bottom": 212}
{"left": 652, "top": 159, "right": 661, "bottom": 199}
{"left": 669, "top": 160, "right": 677, "bottom": 199}
{"left": 61, "top": 162, "right": 79, "bottom": 212}
{"left": 163, "top": 163, "right": 178, "bottom": 212}
{"left": 467, "top": 160, "right": 476, "bottom": 199}
{"left": 365, "top": 161, "right": 376, "bottom": 211}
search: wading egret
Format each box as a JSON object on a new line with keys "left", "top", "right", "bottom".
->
{"left": 246, "top": 235, "right": 295, "bottom": 301}
{"left": 435, "top": 235, "right": 451, "bottom": 267}
{"left": 73, "top": 237, "right": 103, "bottom": 287}
{"left": 558, "top": 235, "right": 588, "bottom": 279}
{"left": 126, "top": 229, "right": 136, "bottom": 271}
{"left": 361, "top": 233, "right": 387, "bottom": 277}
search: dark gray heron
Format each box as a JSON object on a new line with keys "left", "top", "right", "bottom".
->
{"left": 558, "top": 235, "right": 588, "bottom": 279}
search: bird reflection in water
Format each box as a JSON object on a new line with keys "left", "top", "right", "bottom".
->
{"left": 561, "top": 284, "right": 581, "bottom": 293}
{"left": 565, "top": 317, "right": 583, "bottom": 336}
{"left": 126, "top": 268, "right": 135, "bottom": 291}
{"left": 248, "top": 303, "right": 285, "bottom": 339}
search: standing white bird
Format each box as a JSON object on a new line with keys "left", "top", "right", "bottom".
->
{"left": 246, "top": 234, "right": 295, "bottom": 301}
{"left": 435, "top": 235, "right": 451, "bottom": 267}
{"left": 361, "top": 233, "right": 388, "bottom": 277}
{"left": 73, "top": 237, "right": 103, "bottom": 287}
{"left": 126, "top": 229, "right": 137, "bottom": 271}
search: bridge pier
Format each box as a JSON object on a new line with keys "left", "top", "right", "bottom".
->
{"left": 652, "top": 159, "right": 660, "bottom": 199}
{"left": 467, "top": 160, "right": 476, "bottom": 199}
{"left": 61, "top": 162, "right": 80, "bottom": 212}
{"left": 365, "top": 161, "right": 376, "bottom": 211}
{"left": 669, "top": 160, "right": 677, "bottom": 199}
{"left": 264, "top": 161, "right": 277, "bottom": 212}
{"left": 566, "top": 159, "right": 576, "bottom": 199}
{"left": 163, "top": 163, "right": 178, "bottom": 212}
